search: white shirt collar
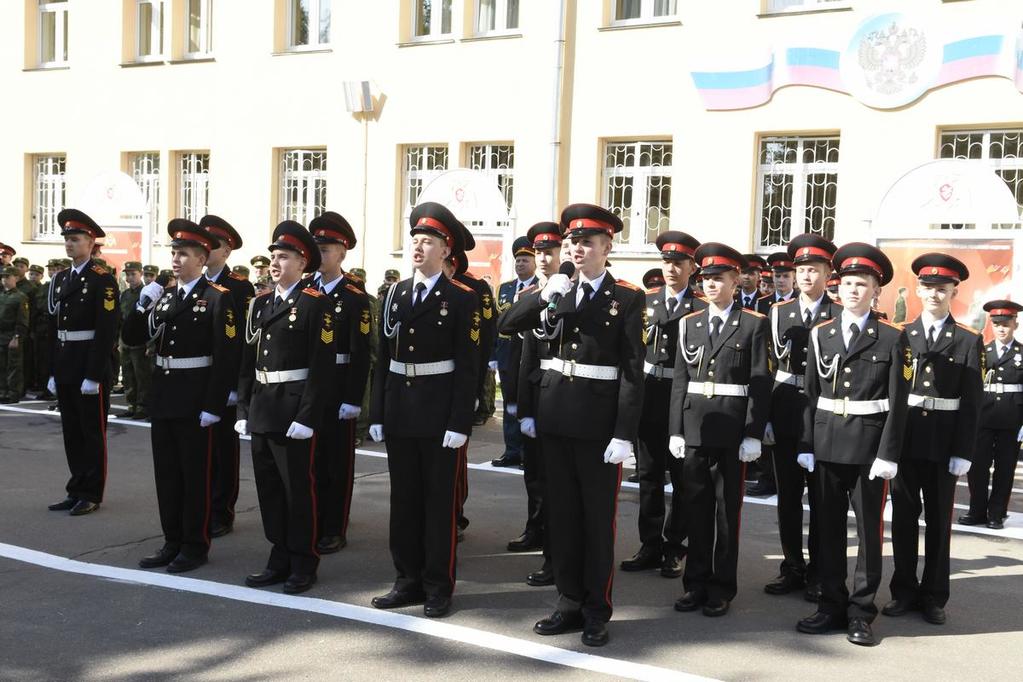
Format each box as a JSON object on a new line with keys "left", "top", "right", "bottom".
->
{"left": 178, "top": 275, "right": 203, "bottom": 298}
{"left": 274, "top": 280, "right": 301, "bottom": 301}
{"left": 72, "top": 259, "right": 90, "bottom": 275}
{"left": 708, "top": 301, "right": 734, "bottom": 322}
{"left": 841, "top": 309, "right": 871, "bottom": 332}
{"left": 516, "top": 275, "right": 536, "bottom": 288}
{"left": 776, "top": 290, "right": 793, "bottom": 302}
{"left": 920, "top": 311, "right": 950, "bottom": 333}
{"left": 576, "top": 270, "right": 607, "bottom": 303}
{"left": 413, "top": 270, "right": 443, "bottom": 298}
{"left": 995, "top": 339, "right": 1013, "bottom": 354}
{"left": 799, "top": 294, "right": 825, "bottom": 318}
{"left": 667, "top": 287, "right": 689, "bottom": 305}
{"left": 319, "top": 272, "right": 345, "bottom": 294}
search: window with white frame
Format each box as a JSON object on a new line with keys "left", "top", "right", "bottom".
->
{"left": 401, "top": 145, "right": 449, "bottom": 229}
{"left": 414, "top": 0, "right": 453, "bottom": 39}
{"left": 177, "top": 152, "right": 210, "bottom": 221}
{"left": 469, "top": 144, "right": 514, "bottom": 214}
{"left": 185, "top": 0, "right": 213, "bottom": 56}
{"left": 289, "top": 0, "right": 331, "bottom": 48}
{"left": 937, "top": 129, "right": 1023, "bottom": 230}
{"left": 279, "top": 149, "right": 327, "bottom": 225}
{"left": 129, "top": 152, "right": 161, "bottom": 243}
{"left": 602, "top": 141, "right": 672, "bottom": 248}
{"left": 137, "top": 0, "right": 164, "bottom": 60}
{"left": 31, "top": 154, "right": 66, "bottom": 241}
{"left": 613, "top": 0, "right": 677, "bottom": 24}
{"left": 764, "top": 0, "right": 848, "bottom": 14}
{"left": 756, "top": 136, "right": 840, "bottom": 249}
{"left": 38, "top": 1, "right": 69, "bottom": 66}
{"left": 476, "top": 0, "right": 518, "bottom": 34}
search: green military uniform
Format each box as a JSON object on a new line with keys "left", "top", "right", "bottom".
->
{"left": 13, "top": 259, "right": 38, "bottom": 393}
{"left": 0, "top": 267, "right": 30, "bottom": 403}
{"left": 350, "top": 267, "right": 378, "bottom": 443}
{"left": 118, "top": 262, "right": 151, "bottom": 418}
{"left": 31, "top": 273, "right": 52, "bottom": 395}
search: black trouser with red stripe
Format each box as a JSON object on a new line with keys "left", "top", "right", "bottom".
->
{"left": 315, "top": 413, "right": 357, "bottom": 540}
{"left": 773, "top": 435, "right": 818, "bottom": 583}
{"left": 251, "top": 432, "right": 320, "bottom": 577}
{"left": 814, "top": 460, "right": 887, "bottom": 621}
{"left": 56, "top": 382, "right": 109, "bottom": 504}
{"left": 636, "top": 417, "right": 686, "bottom": 554}
{"left": 541, "top": 435, "right": 621, "bottom": 623}
{"left": 890, "top": 458, "right": 958, "bottom": 607}
{"left": 209, "top": 404, "right": 240, "bottom": 529}
{"left": 968, "top": 427, "right": 1020, "bottom": 523}
{"left": 151, "top": 418, "right": 213, "bottom": 558}
{"left": 456, "top": 443, "right": 469, "bottom": 527}
{"left": 521, "top": 433, "right": 549, "bottom": 554}
{"left": 386, "top": 436, "right": 459, "bottom": 598}
{"left": 682, "top": 446, "right": 745, "bottom": 603}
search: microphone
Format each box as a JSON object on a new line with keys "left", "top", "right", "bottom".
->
{"left": 546, "top": 261, "right": 577, "bottom": 313}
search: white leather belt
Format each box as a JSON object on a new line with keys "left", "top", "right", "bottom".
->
{"left": 985, "top": 383, "right": 1022, "bottom": 394}
{"left": 256, "top": 368, "right": 310, "bottom": 384}
{"left": 539, "top": 359, "right": 555, "bottom": 371}
{"left": 389, "top": 359, "right": 455, "bottom": 377}
{"left": 687, "top": 381, "right": 748, "bottom": 397}
{"left": 643, "top": 361, "right": 672, "bottom": 380}
{"left": 775, "top": 370, "right": 804, "bottom": 388}
{"left": 336, "top": 353, "right": 351, "bottom": 365}
{"left": 908, "top": 394, "right": 960, "bottom": 411}
{"left": 817, "top": 397, "right": 890, "bottom": 417}
{"left": 57, "top": 330, "right": 95, "bottom": 341}
{"left": 544, "top": 357, "right": 620, "bottom": 381}
{"left": 156, "top": 355, "right": 212, "bottom": 370}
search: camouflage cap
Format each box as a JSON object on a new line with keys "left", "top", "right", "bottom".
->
{"left": 1, "top": 265, "right": 18, "bottom": 277}
{"left": 29, "top": 264, "right": 44, "bottom": 274}
{"left": 256, "top": 275, "right": 272, "bottom": 286}
{"left": 250, "top": 255, "right": 270, "bottom": 267}
{"left": 232, "top": 264, "right": 250, "bottom": 276}
{"left": 384, "top": 268, "right": 400, "bottom": 280}
{"left": 47, "top": 258, "right": 61, "bottom": 268}
{"left": 349, "top": 267, "right": 367, "bottom": 280}
{"left": 12, "top": 257, "right": 29, "bottom": 266}
{"left": 143, "top": 264, "right": 159, "bottom": 275}
{"left": 158, "top": 269, "right": 174, "bottom": 278}
{"left": 59, "top": 258, "right": 72, "bottom": 268}
{"left": 123, "top": 261, "right": 142, "bottom": 272}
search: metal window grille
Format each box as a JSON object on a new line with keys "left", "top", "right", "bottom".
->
{"left": 39, "top": 0, "right": 69, "bottom": 66}
{"left": 469, "top": 143, "right": 514, "bottom": 214}
{"left": 756, "top": 136, "right": 840, "bottom": 249}
{"left": 137, "top": 0, "right": 164, "bottom": 59}
{"left": 476, "top": 0, "right": 518, "bottom": 33}
{"left": 279, "top": 149, "right": 328, "bottom": 225}
{"left": 290, "top": 0, "right": 331, "bottom": 47}
{"left": 601, "top": 141, "right": 672, "bottom": 247}
{"left": 614, "top": 0, "right": 676, "bottom": 22}
{"left": 414, "top": 0, "right": 453, "bottom": 38}
{"left": 177, "top": 152, "right": 210, "bottom": 222}
{"left": 32, "top": 154, "right": 66, "bottom": 241}
{"left": 937, "top": 129, "right": 1023, "bottom": 231}
{"left": 186, "top": 0, "right": 213, "bottom": 55}
{"left": 766, "top": 0, "right": 846, "bottom": 12}
{"left": 402, "top": 145, "right": 449, "bottom": 227}
{"left": 130, "top": 152, "right": 161, "bottom": 243}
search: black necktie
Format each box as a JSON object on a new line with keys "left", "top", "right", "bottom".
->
{"left": 578, "top": 282, "right": 594, "bottom": 310}
{"left": 804, "top": 309, "right": 814, "bottom": 328}
{"left": 927, "top": 325, "right": 938, "bottom": 349}
{"left": 178, "top": 288, "right": 187, "bottom": 301}
{"left": 666, "top": 297, "right": 678, "bottom": 315}
{"left": 710, "top": 316, "right": 723, "bottom": 344}
{"left": 272, "top": 295, "right": 283, "bottom": 314}
{"left": 413, "top": 282, "right": 426, "bottom": 307}
{"left": 847, "top": 322, "right": 860, "bottom": 350}
{"left": 517, "top": 281, "right": 524, "bottom": 294}
{"left": 1002, "top": 344, "right": 1011, "bottom": 359}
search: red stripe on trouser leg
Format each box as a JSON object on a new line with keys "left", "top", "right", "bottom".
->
{"left": 448, "top": 446, "right": 459, "bottom": 590}
{"left": 603, "top": 462, "right": 623, "bottom": 611}
{"left": 309, "top": 435, "right": 319, "bottom": 557}
{"left": 341, "top": 418, "right": 355, "bottom": 536}
{"left": 203, "top": 426, "right": 213, "bottom": 545}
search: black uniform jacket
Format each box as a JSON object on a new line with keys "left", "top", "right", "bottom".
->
{"left": 498, "top": 272, "right": 646, "bottom": 443}
{"left": 643, "top": 286, "right": 706, "bottom": 426}
{"left": 668, "top": 305, "right": 771, "bottom": 448}
{"left": 48, "top": 260, "right": 119, "bottom": 385}
{"left": 756, "top": 291, "right": 794, "bottom": 316}
{"left": 494, "top": 277, "right": 538, "bottom": 405}
{"left": 122, "top": 278, "right": 238, "bottom": 419}
{"left": 237, "top": 286, "right": 335, "bottom": 433}
{"left": 305, "top": 274, "right": 372, "bottom": 408}
{"left": 902, "top": 316, "right": 983, "bottom": 462}
{"left": 800, "top": 312, "right": 910, "bottom": 465}
{"left": 980, "top": 338, "right": 1023, "bottom": 430}
{"left": 369, "top": 275, "right": 480, "bottom": 438}
{"left": 208, "top": 265, "right": 255, "bottom": 387}
{"left": 454, "top": 272, "right": 497, "bottom": 403}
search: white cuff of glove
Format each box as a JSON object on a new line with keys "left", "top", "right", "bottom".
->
{"left": 796, "top": 452, "right": 815, "bottom": 472}
{"left": 1017, "top": 425, "right": 1023, "bottom": 443}
{"left": 338, "top": 403, "right": 361, "bottom": 420}
{"left": 519, "top": 417, "right": 536, "bottom": 439}
{"left": 487, "top": 360, "right": 499, "bottom": 371}
{"left": 139, "top": 282, "right": 165, "bottom": 308}
{"left": 603, "top": 437, "right": 633, "bottom": 465}
{"left": 540, "top": 273, "right": 572, "bottom": 302}
{"left": 668, "top": 435, "right": 686, "bottom": 459}
{"left": 948, "top": 456, "right": 971, "bottom": 477}
{"left": 868, "top": 457, "right": 898, "bottom": 481}
{"left": 226, "top": 390, "right": 238, "bottom": 407}
{"left": 286, "top": 421, "right": 313, "bottom": 440}
{"left": 47, "top": 376, "right": 57, "bottom": 395}
{"left": 442, "top": 430, "right": 468, "bottom": 449}
{"left": 506, "top": 403, "right": 517, "bottom": 418}
{"left": 199, "top": 411, "right": 221, "bottom": 428}
{"left": 369, "top": 424, "right": 384, "bottom": 442}
{"left": 80, "top": 379, "right": 100, "bottom": 395}
{"left": 763, "top": 422, "right": 776, "bottom": 446}
{"left": 234, "top": 419, "right": 248, "bottom": 436}
{"left": 738, "top": 437, "right": 762, "bottom": 463}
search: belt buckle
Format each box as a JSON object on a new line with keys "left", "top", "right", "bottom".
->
{"left": 561, "top": 360, "right": 574, "bottom": 378}
{"left": 257, "top": 370, "right": 266, "bottom": 383}
{"left": 406, "top": 363, "right": 417, "bottom": 378}
{"left": 923, "top": 397, "right": 935, "bottom": 411}
{"left": 703, "top": 381, "right": 715, "bottom": 398}
{"left": 833, "top": 397, "right": 847, "bottom": 417}
{"left": 994, "top": 384, "right": 1004, "bottom": 394}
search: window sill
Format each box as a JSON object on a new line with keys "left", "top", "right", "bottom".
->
{"left": 23, "top": 65, "right": 70, "bottom": 72}
{"left": 461, "top": 32, "right": 523, "bottom": 43}
{"left": 27, "top": 237, "right": 64, "bottom": 245}
{"left": 120, "top": 60, "right": 167, "bottom": 68}
{"left": 599, "top": 19, "right": 681, "bottom": 32}
{"left": 609, "top": 247, "right": 660, "bottom": 259}
{"left": 757, "top": 6, "right": 853, "bottom": 18}
{"left": 397, "top": 38, "right": 457, "bottom": 48}
{"left": 271, "top": 47, "right": 333, "bottom": 56}
{"left": 168, "top": 56, "right": 216, "bottom": 65}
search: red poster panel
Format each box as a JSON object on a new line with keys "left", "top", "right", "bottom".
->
{"left": 877, "top": 238, "right": 1014, "bottom": 336}
{"left": 465, "top": 237, "right": 504, "bottom": 293}
{"left": 94, "top": 226, "right": 144, "bottom": 277}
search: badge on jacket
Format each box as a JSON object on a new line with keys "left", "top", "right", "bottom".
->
{"left": 321, "top": 313, "right": 334, "bottom": 344}
{"left": 103, "top": 287, "right": 115, "bottom": 311}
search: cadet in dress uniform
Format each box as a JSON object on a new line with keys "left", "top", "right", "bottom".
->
{"left": 235, "top": 221, "right": 334, "bottom": 595}
{"left": 500, "top": 203, "right": 645, "bottom": 647}
{"left": 961, "top": 300, "right": 1023, "bottom": 530}
{"left": 199, "top": 215, "right": 256, "bottom": 538}
{"left": 0, "top": 243, "right": 14, "bottom": 266}
{"left": 642, "top": 268, "right": 665, "bottom": 289}
{"left": 118, "top": 262, "right": 150, "bottom": 419}
{"left": 125, "top": 221, "right": 238, "bottom": 573}
{"left": 305, "top": 212, "right": 372, "bottom": 553}
{"left": 736, "top": 255, "right": 766, "bottom": 310}
{"left": 45, "top": 209, "right": 119, "bottom": 516}
{"left": 668, "top": 244, "right": 770, "bottom": 618}
{"left": 883, "top": 254, "right": 983, "bottom": 626}
{"left": 621, "top": 231, "right": 706, "bottom": 579}
{"left": 368, "top": 202, "right": 479, "bottom": 618}
{"left": 0, "top": 266, "right": 29, "bottom": 403}
{"left": 795, "top": 243, "right": 910, "bottom": 647}
{"left": 762, "top": 234, "right": 840, "bottom": 602}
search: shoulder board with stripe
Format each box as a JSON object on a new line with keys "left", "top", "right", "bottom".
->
{"left": 91, "top": 265, "right": 106, "bottom": 275}
{"left": 683, "top": 309, "right": 703, "bottom": 319}
{"left": 814, "top": 317, "right": 836, "bottom": 329}
{"left": 209, "top": 282, "right": 229, "bottom": 294}
{"left": 615, "top": 279, "right": 641, "bottom": 291}
{"left": 741, "top": 308, "right": 766, "bottom": 318}
{"left": 462, "top": 272, "right": 481, "bottom": 281}
{"left": 302, "top": 288, "right": 323, "bottom": 298}
{"left": 647, "top": 286, "right": 664, "bottom": 295}
{"left": 775, "top": 297, "right": 797, "bottom": 307}
{"left": 344, "top": 283, "right": 363, "bottom": 294}
{"left": 450, "top": 279, "right": 473, "bottom": 293}
{"left": 228, "top": 271, "right": 246, "bottom": 281}
{"left": 254, "top": 290, "right": 272, "bottom": 298}
{"left": 877, "top": 318, "right": 903, "bottom": 330}
{"left": 756, "top": 293, "right": 773, "bottom": 301}
{"left": 693, "top": 289, "right": 707, "bottom": 299}
{"left": 955, "top": 322, "right": 980, "bottom": 335}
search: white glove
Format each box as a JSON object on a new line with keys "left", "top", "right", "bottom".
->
{"left": 139, "top": 281, "right": 166, "bottom": 307}
{"left": 506, "top": 403, "right": 517, "bottom": 418}
{"left": 603, "top": 438, "right": 633, "bottom": 464}
{"left": 948, "top": 456, "right": 971, "bottom": 477}
{"left": 80, "top": 379, "right": 100, "bottom": 395}
{"left": 738, "top": 437, "right": 762, "bottom": 463}
{"left": 540, "top": 273, "right": 572, "bottom": 302}
{"left": 47, "top": 376, "right": 57, "bottom": 395}
{"left": 1017, "top": 425, "right": 1023, "bottom": 443}
{"left": 338, "top": 403, "right": 361, "bottom": 420}
{"left": 668, "top": 435, "right": 686, "bottom": 459}
{"left": 797, "top": 452, "right": 815, "bottom": 472}
{"left": 763, "top": 422, "right": 776, "bottom": 446}
{"left": 226, "top": 390, "right": 238, "bottom": 407}
{"left": 519, "top": 417, "right": 536, "bottom": 438}
{"left": 488, "top": 360, "right": 499, "bottom": 371}
{"left": 868, "top": 457, "right": 898, "bottom": 481}
{"left": 442, "top": 431, "right": 468, "bottom": 449}
{"left": 234, "top": 419, "right": 248, "bottom": 435}
{"left": 199, "top": 411, "right": 221, "bottom": 428}
{"left": 286, "top": 422, "right": 313, "bottom": 439}
{"left": 369, "top": 424, "right": 384, "bottom": 442}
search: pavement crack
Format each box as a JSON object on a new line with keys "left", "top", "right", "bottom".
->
{"left": 70, "top": 535, "right": 164, "bottom": 560}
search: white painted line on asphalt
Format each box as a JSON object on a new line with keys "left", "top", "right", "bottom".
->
{"left": 0, "top": 542, "right": 714, "bottom": 682}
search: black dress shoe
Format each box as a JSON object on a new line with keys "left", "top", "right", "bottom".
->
{"left": 674, "top": 590, "right": 707, "bottom": 612}
{"left": 210, "top": 522, "right": 233, "bottom": 538}
{"left": 881, "top": 598, "right": 917, "bottom": 617}
{"left": 764, "top": 572, "right": 806, "bottom": 595}
{"left": 48, "top": 497, "right": 77, "bottom": 511}
{"left": 167, "top": 553, "right": 208, "bottom": 574}
{"left": 526, "top": 564, "right": 555, "bottom": 587}
{"left": 626, "top": 472, "right": 639, "bottom": 483}
{"left": 139, "top": 545, "right": 179, "bottom": 568}
{"left": 316, "top": 535, "right": 347, "bottom": 554}
{"left": 660, "top": 552, "right": 684, "bottom": 578}
{"left": 133, "top": 410, "right": 149, "bottom": 421}
{"left": 69, "top": 500, "right": 99, "bottom": 516}
{"left": 986, "top": 518, "right": 1005, "bottom": 530}
{"left": 245, "top": 568, "right": 288, "bottom": 588}
{"left": 507, "top": 530, "right": 543, "bottom": 552}
{"left": 424, "top": 595, "right": 452, "bottom": 618}
{"left": 957, "top": 513, "right": 987, "bottom": 526}
{"left": 620, "top": 545, "right": 662, "bottom": 572}
{"left": 457, "top": 516, "right": 470, "bottom": 531}
{"left": 745, "top": 481, "right": 777, "bottom": 497}
{"left": 533, "top": 610, "right": 583, "bottom": 636}
{"left": 702, "top": 599, "right": 730, "bottom": 617}
{"left": 283, "top": 573, "right": 317, "bottom": 594}
{"left": 796, "top": 611, "right": 847, "bottom": 634}
{"left": 490, "top": 453, "right": 522, "bottom": 467}
{"left": 371, "top": 589, "right": 427, "bottom": 609}
{"left": 121, "top": 408, "right": 136, "bottom": 419}
{"left": 921, "top": 602, "right": 946, "bottom": 625}
{"left": 847, "top": 617, "right": 876, "bottom": 646}
{"left": 804, "top": 583, "right": 822, "bottom": 603}
{"left": 581, "top": 619, "right": 609, "bottom": 647}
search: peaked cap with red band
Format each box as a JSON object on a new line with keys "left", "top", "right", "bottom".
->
{"left": 694, "top": 243, "right": 749, "bottom": 275}
{"left": 767, "top": 251, "right": 795, "bottom": 272}
{"left": 269, "top": 220, "right": 321, "bottom": 273}
{"left": 308, "top": 211, "right": 357, "bottom": 249}
{"left": 198, "top": 214, "right": 242, "bottom": 249}
{"left": 832, "top": 242, "right": 893, "bottom": 286}
{"left": 911, "top": 252, "right": 969, "bottom": 285}
{"left": 787, "top": 233, "right": 836, "bottom": 265}
{"left": 655, "top": 230, "right": 700, "bottom": 261}
{"left": 983, "top": 299, "right": 1023, "bottom": 321}
{"left": 560, "top": 203, "right": 623, "bottom": 239}
{"left": 0, "top": 242, "right": 14, "bottom": 257}
{"left": 168, "top": 218, "right": 219, "bottom": 253}
{"left": 58, "top": 208, "right": 105, "bottom": 239}
{"left": 409, "top": 202, "right": 466, "bottom": 253}
{"left": 526, "top": 221, "right": 562, "bottom": 249}
{"left": 741, "top": 254, "right": 767, "bottom": 273}
{"left": 643, "top": 267, "right": 666, "bottom": 289}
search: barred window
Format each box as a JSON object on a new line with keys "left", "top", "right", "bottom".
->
{"left": 31, "top": 154, "right": 66, "bottom": 241}
{"left": 129, "top": 152, "right": 161, "bottom": 243}
{"left": 468, "top": 143, "right": 514, "bottom": 213}
{"left": 279, "top": 149, "right": 327, "bottom": 225}
{"left": 39, "top": 0, "right": 69, "bottom": 66}
{"left": 613, "top": 0, "right": 676, "bottom": 23}
{"left": 756, "top": 135, "right": 840, "bottom": 250}
{"left": 402, "top": 145, "right": 449, "bottom": 228}
{"left": 289, "top": 0, "right": 330, "bottom": 48}
{"left": 177, "top": 152, "right": 210, "bottom": 222}
{"left": 937, "top": 129, "right": 1023, "bottom": 230}
{"left": 601, "top": 140, "right": 672, "bottom": 248}
{"left": 765, "top": 0, "right": 848, "bottom": 13}
{"left": 414, "top": 0, "right": 452, "bottom": 38}
{"left": 137, "top": 0, "right": 164, "bottom": 60}
{"left": 476, "top": 0, "right": 518, "bottom": 34}
{"left": 185, "top": 0, "right": 213, "bottom": 56}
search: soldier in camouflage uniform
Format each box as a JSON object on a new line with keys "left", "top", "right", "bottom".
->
{"left": 118, "top": 262, "right": 151, "bottom": 419}
{"left": 12, "top": 258, "right": 38, "bottom": 395}
{"left": 0, "top": 266, "right": 30, "bottom": 403}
